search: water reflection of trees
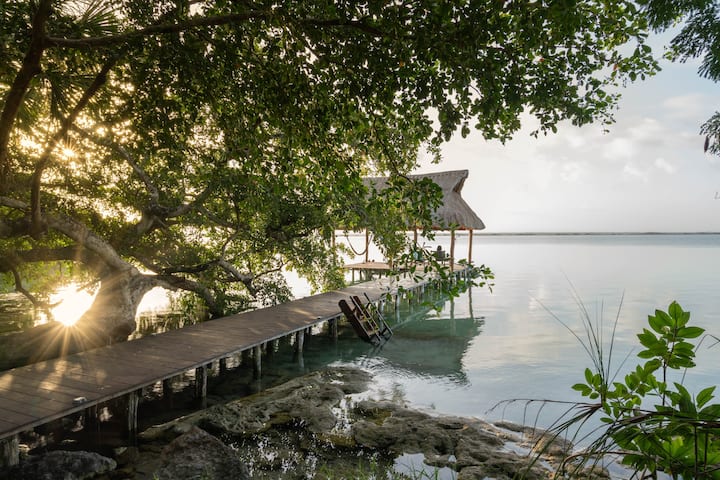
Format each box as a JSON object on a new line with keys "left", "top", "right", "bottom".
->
{"left": 0, "top": 294, "right": 39, "bottom": 335}
{"left": 130, "top": 312, "right": 204, "bottom": 339}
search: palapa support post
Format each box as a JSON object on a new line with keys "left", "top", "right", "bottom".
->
{"left": 450, "top": 229, "right": 456, "bottom": 272}
{"left": 253, "top": 345, "right": 262, "bottom": 379}
{"left": 195, "top": 366, "right": 208, "bottom": 408}
{"left": 468, "top": 229, "right": 474, "bottom": 263}
{"left": 0, "top": 435, "right": 19, "bottom": 468}
{"left": 264, "top": 341, "right": 273, "bottom": 358}
{"left": 126, "top": 389, "right": 141, "bottom": 440}
{"left": 364, "top": 229, "right": 370, "bottom": 263}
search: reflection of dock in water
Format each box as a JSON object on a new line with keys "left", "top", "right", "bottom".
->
{"left": 355, "top": 290, "right": 484, "bottom": 386}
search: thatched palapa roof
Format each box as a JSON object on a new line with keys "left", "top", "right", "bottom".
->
{"left": 363, "top": 170, "right": 485, "bottom": 231}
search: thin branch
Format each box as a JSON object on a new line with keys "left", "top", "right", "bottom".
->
{"left": 72, "top": 126, "right": 160, "bottom": 203}
{"left": 30, "top": 54, "right": 120, "bottom": 236}
{"left": 0, "top": 0, "right": 52, "bottom": 188}
{"left": 0, "top": 253, "right": 56, "bottom": 314}
{"left": 45, "top": 12, "right": 271, "bottom": 49}
{"left": 44, "top": 12, "right": 385, "bottom": 50}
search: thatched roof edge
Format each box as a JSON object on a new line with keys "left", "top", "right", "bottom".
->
{"left": 363, "top": 170, "right": 485, "bottom": 230}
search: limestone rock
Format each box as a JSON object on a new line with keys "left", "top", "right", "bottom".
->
{"left": 153, "top": 426, "right": 250, "bottom": 480}
{"left": 2, "top": 450, "right": 116, "bottom": 480}
{"left": 141, "top": 367, "right": 371, "bottom": 441}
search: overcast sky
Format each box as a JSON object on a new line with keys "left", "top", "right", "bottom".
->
{"left": 415, "top": 34, "right": 720, "bottom": 233}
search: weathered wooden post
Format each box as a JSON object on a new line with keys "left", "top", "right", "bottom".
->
{"left": 241, "top": 348, "right": 252, "bottom": 365}
{"left": 294, "top": 329, "right": 305, "bottom": 368}
{"left": 253, "top": 345, "right": 262, "bottom": 379}
{"left": 162, "top": 378, "right": 174, "bottom": 408}
{"left": 328, "top": 317, "right": 338, "bottom": 340}
{"left": 84, "top": 404, "right": 99, "bottom": 430}
{"left": 219, "top": 358, "right": 228, "bottom": 374}
{"left": 0, "top": 435, "right": 19, "bottom": 468}
{"left": 126, "top": 389, "right": 142, "bottom": 439}
{"left": 195, "top": 366, "right": 208, "bottom": 408}
{"left": 295, "top": 330, "right": 305, "bottom": 353}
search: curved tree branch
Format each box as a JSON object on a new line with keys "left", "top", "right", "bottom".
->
{"left": 0, "top": 253, "right": 56, "bottom": 314}
{"left": 44, "top": 213, "right": 132, "bottom": 272}
{"left": 0, "top": 0, "right": 52, "bottom": 189}
{"left": 14, "top": 245, "right": 105, "bottom": 273}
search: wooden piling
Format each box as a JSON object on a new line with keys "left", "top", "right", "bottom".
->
{"left": 0, "top": 435, "right": 18, "bottom": 468}
{"left": 195, "top": 366, "right": 207, "bottom": 408}
{"left": 162, "top": 378, "right": 174, "bottom": 408}
{"left": 296, "top": 330, "right": 305, "bottom": 352}
{"left": 328, "top": 318, "right": 338, "bottom": 339}
{"left": 84, "top": 404, "right": 98, "bottom": 430}
{"left": 126, "top": 390, "right": 141, "bottom": 439}
{"left": 253, "top": 344, "right": 262, "bottom": 379}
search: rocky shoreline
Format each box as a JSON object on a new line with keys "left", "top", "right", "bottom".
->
{"left": 2, "top": 367, "right": 606, "bottom": 480}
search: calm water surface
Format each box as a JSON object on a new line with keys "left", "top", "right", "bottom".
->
{"left": 2, "top": 234, "right": 719, "bottom": 435}
{"left": 332, "top": 234, "right": 720, "bottom": 430}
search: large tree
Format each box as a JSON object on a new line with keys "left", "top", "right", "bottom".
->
{"left": 0, "top": 0, "right": 656, "bottom": 367}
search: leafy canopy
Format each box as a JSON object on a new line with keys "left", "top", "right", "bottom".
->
{"left": 0, "top": 0, "right": 657, "bottom": 316}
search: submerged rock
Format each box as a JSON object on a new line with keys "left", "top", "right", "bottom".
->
{"left": 1, "top": 450, "right": 116, "bottom": 480}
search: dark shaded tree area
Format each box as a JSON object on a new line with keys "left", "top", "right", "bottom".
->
{"left": 0, "top": 0, "right": 656, "bottom": 367}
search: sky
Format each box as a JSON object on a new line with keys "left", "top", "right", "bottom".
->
{"left": 415, "top": 33, "right": 720, "bottom": 233}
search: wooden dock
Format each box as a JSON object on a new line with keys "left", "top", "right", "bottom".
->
{"left": 0, "top": 271, "right": 461, "bottom": 465}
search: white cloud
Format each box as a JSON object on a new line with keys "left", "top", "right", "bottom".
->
{"left": 560, "top": 162, "right": 583, "bottom": 183}
{"left": 622, "top": 163, "right": 648, "bottom": 182}
{"left": 662, "top": 94, "right": 710, "bottom": 121}
{"left": 654, "top": 157, "right": 676, "bottom": 174}
{"left": 602, "top": 137, "right": 635, "bottom": 161}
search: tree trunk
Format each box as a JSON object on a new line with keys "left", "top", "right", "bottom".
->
{"left": 0, "top": 269, "right": 154, "bottom": 370}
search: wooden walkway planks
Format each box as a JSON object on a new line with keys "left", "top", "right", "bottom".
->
{"left": 0, "top": 272, "right": 445, "bottom": 444}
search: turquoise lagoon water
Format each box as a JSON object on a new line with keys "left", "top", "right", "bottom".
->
{"left": 329, "top": 234, "right": 720, "bottom": 430}
{"left": 3, "top": 234, "right": 719, "bottom": 444}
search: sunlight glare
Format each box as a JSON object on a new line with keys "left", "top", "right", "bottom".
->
{"left": 137, "top": 287, "right": 172, "bottom": 314}
{"left": 50, "top": 285, "right": 96, "bottom": 327}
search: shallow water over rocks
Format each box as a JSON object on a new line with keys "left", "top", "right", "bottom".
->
{"left": 134, "top": 367, "right": 589, "bottom": 480}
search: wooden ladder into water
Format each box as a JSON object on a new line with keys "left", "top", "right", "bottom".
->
{"left": 338, "top": 294, "right": 393, "bottom": 346}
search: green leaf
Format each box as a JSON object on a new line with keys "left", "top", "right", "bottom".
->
{"left": 697, "top": 386, "right": 716, "bottom": 409}
{"left": 677, "top": 326, "right": 704, "bottom": 339}
{"left": 647, "top": 314, "right": 665, "bottom": 334}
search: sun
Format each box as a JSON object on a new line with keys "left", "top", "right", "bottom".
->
{"left": 50, "top": 284, "right": 96, "bottom": 327}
